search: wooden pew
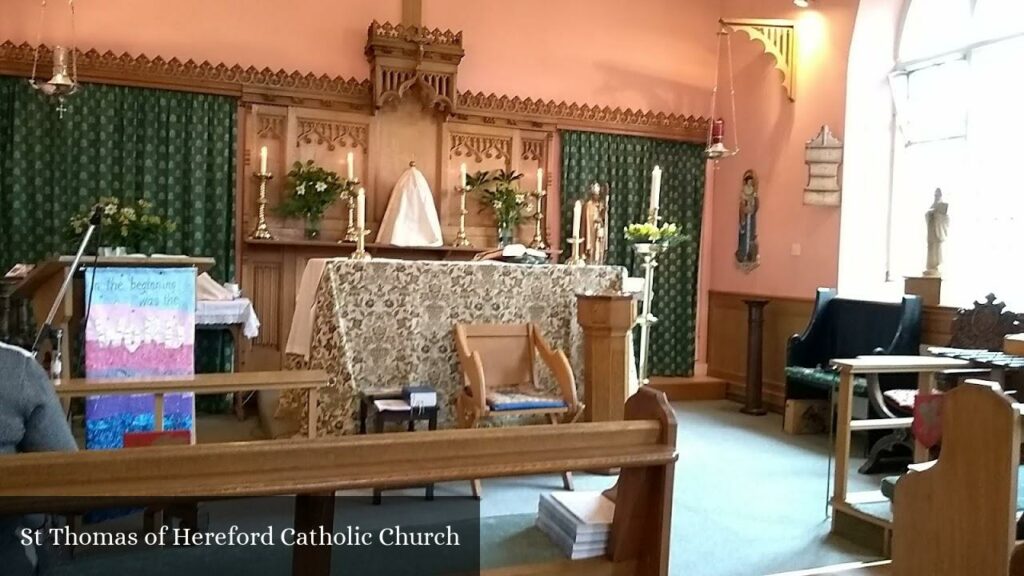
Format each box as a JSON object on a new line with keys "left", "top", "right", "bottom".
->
{"left": 57, "top": 370, "right": 329, "bottom": 438}
{"left": 890, "top": 380, "right": 1023, "bottom": 575}
{"left": 0, "top": 387, "right": 677, "bottom": 576}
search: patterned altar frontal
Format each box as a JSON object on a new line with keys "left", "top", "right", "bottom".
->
{"left": 84, "top": 267, "right": 196, "bottom": 449}
{"left": 281, "top": 259, "right": 625, "bottom": 436}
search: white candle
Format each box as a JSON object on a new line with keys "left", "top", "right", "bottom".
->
{"left": 592, "top": 182, "right": 601, "bottom": 194}
{"left": 572, "top": 200, "right": 582, "bottom": 239}
{"left": 460, "top": 163, "right": 468, "bottom": 189}
{"left": 347, "top": 151, "right": 355, "bottom": 181}
{"left": 536, "top": 168, "right": 544, "bottom": 192}
{"left": 259, "top": 146, "right": 268, "bottom": 174}
{"left": 356, "top": 187, "right": 365, "bottom": 229}
{"left": 650, "top": 165, "right": 662, "bottom": 212}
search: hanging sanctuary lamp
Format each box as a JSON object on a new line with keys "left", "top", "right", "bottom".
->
{"left": 706, "top": 21, "right": 740, "bottom": 160}
{"left": 29, "top": 0, "right": 81, "bottom": 119}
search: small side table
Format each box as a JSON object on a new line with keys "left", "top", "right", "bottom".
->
{"left": 358, "top": 389, "right": 439, "bottom": 504}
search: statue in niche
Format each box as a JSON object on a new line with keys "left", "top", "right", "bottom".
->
{"left": 735, "top": 170, "right": 760, "bottom": 272}
{"left": 582, "top": 182, "right": 609, "bottom": 265}
{"left": 924, "top": 187, "right": 950, "bottom": 277}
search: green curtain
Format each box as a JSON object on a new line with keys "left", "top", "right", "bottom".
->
{"left": 0, "top": 76, "right": 235, "bottom": 281}
{"left": 0, "top": 76, "right": 237, "bottom": 406}
{"left": 560, "top": 130, "right": 705, "bottom": 377}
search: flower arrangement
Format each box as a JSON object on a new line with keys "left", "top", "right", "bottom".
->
{"left": 277, "top": 160, "right": 346, "bottom": 238}
{"left": 69, "top": 196, "right": 176, "bottom": 251}
{"left": 624, "top": 221, "right": 687, "bottom": 247}
{"left": 472, "top": 169, "right": 528, "bottom": 245}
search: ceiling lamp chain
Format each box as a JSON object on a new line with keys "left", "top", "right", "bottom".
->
{"left": 29, "top": 0, "right": 80, "bottom": 118}
{"left": 706, "top": 24, "right": 740, "bottom": 160}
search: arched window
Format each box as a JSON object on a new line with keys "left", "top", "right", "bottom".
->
{"left": 888, "top": 0, "right": 1024, "bottom": 307}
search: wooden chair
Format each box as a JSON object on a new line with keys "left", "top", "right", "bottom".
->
{"left": 454, "top": 323, "right": 583, "bottom": 498}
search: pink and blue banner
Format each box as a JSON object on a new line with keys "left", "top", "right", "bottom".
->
{"left": 84, "top": 267, "right": 196, "bottom": 450}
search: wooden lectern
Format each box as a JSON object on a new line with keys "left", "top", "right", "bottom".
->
{"left": 577, "top": 293, "right": 637, "bottom": 422}
{"left": 13, "top": 256, "right": 215, "bottom": 379}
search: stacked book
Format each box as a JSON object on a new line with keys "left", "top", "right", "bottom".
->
{"left": 536, "top": 491, "right": 614, "bottom": 560}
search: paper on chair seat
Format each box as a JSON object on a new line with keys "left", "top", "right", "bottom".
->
{"left": 376, "top": 165, "right": 443, "bottom": 247}
{"left": 374, "top": 399, "right": 411, "bottom": 412}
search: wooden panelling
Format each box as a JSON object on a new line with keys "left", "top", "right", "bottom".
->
{"left": 706, "top": 290, "right": 957, "bottom": 413}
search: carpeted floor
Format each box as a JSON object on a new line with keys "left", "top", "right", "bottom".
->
{"left": 54, "top": 399, "right": 886, "bottom": 575}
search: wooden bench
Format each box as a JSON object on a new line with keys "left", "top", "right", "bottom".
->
{"left": 0, "top": 387, "right": 677, "bottom": 576}
{"left": 889, "top": 380, "right": 1024, "bottom": 575}
{"left": 57, "top": 370, "right": 329, "bottom": 439}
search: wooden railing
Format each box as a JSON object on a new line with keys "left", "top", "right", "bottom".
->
{"left": 0, "top": 387, "right": 678, "bottom": 576}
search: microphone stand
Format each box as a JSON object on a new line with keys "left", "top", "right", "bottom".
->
{"left": 31, "top": 206, "right": 102, "bottom": 381}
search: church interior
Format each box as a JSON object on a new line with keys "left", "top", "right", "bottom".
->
{"left": 1, "top": 0, "right": 1022, "bottom": 574}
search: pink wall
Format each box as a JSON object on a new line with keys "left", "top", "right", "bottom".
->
{"left": 707, "top": 0, "right": 858, "bottom": 300}
{"left": 423, "top": 0, "right": 719, "bottom": 113}
{"left": 0, "top": 0, "right": 399, "bottom": 80}
{"left": 1, "top": 0, "right": 718, "bottom": 114}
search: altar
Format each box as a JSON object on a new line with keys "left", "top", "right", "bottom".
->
{"left": 278, "top": 259, "right": 625, "bottom": 436}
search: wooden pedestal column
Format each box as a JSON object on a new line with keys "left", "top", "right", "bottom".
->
{"left": 741, "top": 299, "right": 770, "bottom": 416}
{"left": 577, "top": 294, "right": 637, "bottom": 422}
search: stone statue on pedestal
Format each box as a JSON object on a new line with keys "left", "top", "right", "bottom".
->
{"left": 924, "top": 188, "right": 949, "bottom": 277}
{"left": 582, "top": 183, "right": 609, "bottom": 265}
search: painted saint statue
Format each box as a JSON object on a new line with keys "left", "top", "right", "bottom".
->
{"left": 735, "top": 170, "right": 759, "bottom": 270}
{"left": 582, "top": 182, "right": 609, "bottom": 265}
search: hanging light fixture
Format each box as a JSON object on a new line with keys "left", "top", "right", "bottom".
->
{"left": 706, "top": 23, "right": 740, "bottom": 160}
{"left": 29, "top": 0, "right": 80, "bottom": 118}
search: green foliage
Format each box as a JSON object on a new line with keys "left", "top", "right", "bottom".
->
{"left": 474, "top": 169, "right": 528, "bottom": 229}
{"left": 69, "top": 196, "right": 176, "bottom": 249}
{"left": 624, "top": 221, "right": 688, "bottom": 247}
{"left": 277, "top": 160, "right": 346, "bottom": 220}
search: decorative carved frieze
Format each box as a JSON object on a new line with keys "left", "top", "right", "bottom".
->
{"left": 450, "top": 133, "right": 512, "bottom": 163}
{"left": 457, "top": 92, "right": 710, "bottom": 142}
{"left": 521, "top": 138, "right": 548, "bottom": 162}
{"left": 0, "top": 40, "right": 710, "bottom": 141}
{"left": 0, "top": 41, "right": 372, "bottom": 105}
{"left": 721, "top": 19, "right": 796, "bottom": 101}
{"left": 365, "top": 21, "right": 464, "bottom": 114}
{"left": 256, "top": 115, "right": 285, "bottom": 140}
{"left": 296, "top": 119, "right": 368, "bottom": 150}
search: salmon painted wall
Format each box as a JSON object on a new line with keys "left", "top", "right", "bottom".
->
{"left": 0, "top": 0, "right": 719, "bottom": 114}
{"left": 708, "top": 0, "right": 858, "bottom": 300}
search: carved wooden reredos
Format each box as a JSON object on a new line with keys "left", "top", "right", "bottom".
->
{"left": 0, "top": 22, "right": 709, "bottom": 248}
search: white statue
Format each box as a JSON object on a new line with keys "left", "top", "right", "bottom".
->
{"left": 924, "top": 188, "right": 949, "bottom": 277}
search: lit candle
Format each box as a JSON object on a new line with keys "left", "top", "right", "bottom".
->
{"left": 711, "top": 118, "right": 725, "bottom": 143}
{"left": 650, "top": 166, "right": 662, "bottom": 212}
{"left": 592, "top": 182, "right": 601, "bottom": 194}
{"left": 356, "top": 187, "right": 365, "bottom": 229}
{"left": 259, "top": 146, "right": 268, "bottom": 174}
{"left": 536, "top": 168, "right": 544, "bottom": 192}
{"left": 460, "top": 163, "right": 468, "bottom": 189}
{"left": 347, "top": 151, "right": 355, "bottom": 181}
{"left": 572, "top": 200, "right": 582, "bottom": 239}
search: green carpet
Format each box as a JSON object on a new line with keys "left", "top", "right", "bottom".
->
{"left": 37, "top": 400, "right": 885, "bottom": 576}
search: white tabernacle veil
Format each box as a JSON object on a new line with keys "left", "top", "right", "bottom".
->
{"left": 375, "top": 165, "right": 444, "bottom": 247}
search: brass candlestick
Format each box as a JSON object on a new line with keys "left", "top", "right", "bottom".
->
{"left": 341, "top": 179, "right": 361, "bottom": 243}
{"left": 452, "top": 186, "right": 471, "bottom": 247}
{"left": 566, "top": 237, "right": 586, "bottom": 266}
{"left": 350, "top": 229, "right": 371, "bottom": 260}
{"left": 250, "top": 171, "right": 274, "bottom": 240}
{"left": 529, "top": 188, "right": 548, "bottom": 250}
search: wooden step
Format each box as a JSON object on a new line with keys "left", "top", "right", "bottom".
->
{"left": 648, "top": 375, "right": 728, "bottom": 401}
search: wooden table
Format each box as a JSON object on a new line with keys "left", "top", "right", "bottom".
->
{"left": 58, "top": 370, "right": 329, "bottom": 439}
{"left": 828, "top": 356, "right": 970, "bottom": 551}
{"left": 357, "top": 389, "right": 439, "bottom": 503}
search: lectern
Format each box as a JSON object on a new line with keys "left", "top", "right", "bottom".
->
{"left": 576, "top": 293, "right": 637, "bottom": 422}
{"left": 14, "top": 256, "right": 214, "bottom": 380}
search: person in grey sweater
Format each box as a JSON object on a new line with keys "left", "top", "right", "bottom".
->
{"left": 0, "top": 341, "right": 77, "bottom": 454}
{"left": 0, "top": 341, "right": 77, "bottom": 575}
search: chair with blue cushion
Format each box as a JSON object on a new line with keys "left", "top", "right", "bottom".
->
{"left": 454, "top": 322, "right": 582, "bottom": 498}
